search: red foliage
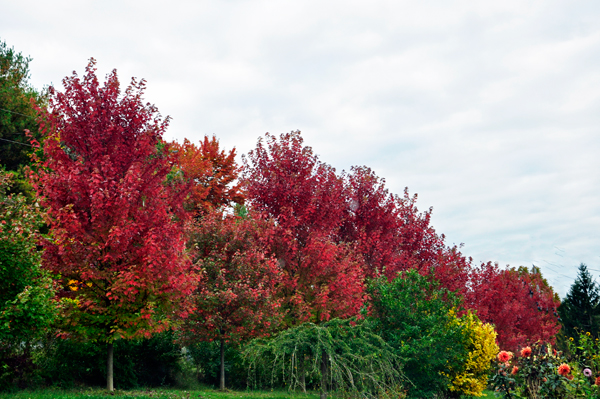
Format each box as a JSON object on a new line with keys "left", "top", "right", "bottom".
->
{"left": 465, "top": 262, "right": 561, "bottom": 351}
{"left": 30, "top": 60, "right": 195, "bottom": 342}
{"left": 179, "top": 209, "right": 283, "bottom": 344}
{"left": 243, "top": 131, "right": 365, "bottom": 324}
{"left": 340, "top": 166, "right": 470, "bottom": 294}
{"left": 170, "top": 136, "right": 244, "bottom": 217}
{"left": 243, "top": 130, "right": 560, "bottom": 348}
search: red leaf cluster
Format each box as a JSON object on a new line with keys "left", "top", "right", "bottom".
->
{"left": 243, "top": 131, "right": 470, "bottom": 324}
{"left": 170, "top": 136, "right": 244, "bottom": 217}
{"left": 179, "top": 210, "right": 282, "bottom": 344}
{"left": 466, "top": 262, "right": 560, "bottom": 351}
{"left": 243, "top": 131, "right": 365, "bottom": 324}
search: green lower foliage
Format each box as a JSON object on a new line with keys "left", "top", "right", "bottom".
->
{"left": 244, "top": 318, "right": 406, "bottom": 398}
{"left": 185, "top": 341, "right": 247, "bottom": 389}
{"left": 33, "top": 331, "right": 182, "bottom": 389}
{"left": 367, "top": 271, "right": 470, "bottom": 398}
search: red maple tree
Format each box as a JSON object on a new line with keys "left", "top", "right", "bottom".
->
{"left": 179, "top": 209, "right": 283, "bottom": 390}
{"left": 30, "top": 60, "right": 195, "bottom": 390}
{"left": 170, "top": 136, "right": 244, "bottom": 217}
{"left": 465, "top": 262, "right": 561, "bottom": 351}
{"left": 340, "top": 166, "right": 470, "bottom": 294}
{"left": 243, "top": 131, "right": 366, "bottom": 325}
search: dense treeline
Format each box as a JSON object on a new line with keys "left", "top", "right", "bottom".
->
{"left": 2, "top": 39, "right": 591, "bottom": 398}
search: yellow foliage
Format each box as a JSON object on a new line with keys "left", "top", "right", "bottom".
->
{"left": 448, "top": 311, "right": 499, "bottom": 397}
{"left": 66, "top": 279, "right": 92, "bottom": 291}
{"left": 67, "top": 279, "right": 79, "bottom": 291}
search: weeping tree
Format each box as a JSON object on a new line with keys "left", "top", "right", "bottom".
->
{"left": 244, "top": 318, "right": 407, "bottom": 399}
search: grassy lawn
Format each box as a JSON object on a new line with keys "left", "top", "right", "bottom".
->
{"left": 0, "top": 388, "right": 497, "bottom": 398}
{"left": 0, "top": 388, "right": 321, "bottom": 399}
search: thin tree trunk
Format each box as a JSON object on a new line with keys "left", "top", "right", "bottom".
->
{"left": 320, "top": 350, "right": 328, "bottom": 399}
{"left": 107, "top": 342, "right": 114, "bottom": 391}
{"left": 299, "top": 356, "right": 306, "bottom": 394}
{"left": 220, "top": 339, "right": 225, "bottom": 391}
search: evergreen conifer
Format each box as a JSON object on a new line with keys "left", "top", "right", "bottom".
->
{"left": 559, "top": 263, "right": 600, "bottom": 339}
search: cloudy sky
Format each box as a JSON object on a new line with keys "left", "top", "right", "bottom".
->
{"left": 3, "top": 0, "right": 600, "bottom": 296}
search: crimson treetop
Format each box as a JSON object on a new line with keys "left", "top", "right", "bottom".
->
{"left": 243, "top": 131, "right": 365, "bottom": 324}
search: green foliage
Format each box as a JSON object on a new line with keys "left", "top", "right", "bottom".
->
{"left": 366, "top": 270, "right": 469, "bottom": 398}
{"left": 38, "top": 331, "right": 182, "bottom": 389}
{"left": 0, "top": 39, "right": 47, "bottom": 170}
{"left": 561, "top": 330, "right": 600, "bottom": 398}
{"left": 244, "top": 318, "right": 406, "bottom": 398}
{"left": 185, "top": 341, "right": 247, "bottom": 389}
{"left": 0, "top": 387, "right": 323, "bottom": 399}
{"left": 490, "top": 344, "right": 576, "bottom": 399}
{"left": 0, "top": 170, "right": 56, "bottom": 390}
{"left": 559, "top": 264, "right": 600, "bottom": 343}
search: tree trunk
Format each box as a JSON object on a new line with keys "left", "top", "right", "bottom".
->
{"left": 299, "top": 356, "right": 306, "bottom": 394}
{"left": 107, "top": 342, "right": 114, "bottom": 391}
{"left": 220, "top": 339, "right": 225, "bottom": 391}
{"left": 320, "top": 350, "right": 328, "bottom": 399}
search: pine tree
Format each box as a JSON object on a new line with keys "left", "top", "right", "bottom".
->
{"left": 559, "top": 263, "right": 600, "bottom": 339}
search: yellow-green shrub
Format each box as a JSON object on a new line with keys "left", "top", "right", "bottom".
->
{"left": 448, "top": 311, "right": 499, "bottom": 397}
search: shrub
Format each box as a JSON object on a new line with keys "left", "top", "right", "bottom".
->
{"left": 446, "top": 311, "right": 498, "bottom": 397}
{"left": 367, "top": 270, "right": 469, "bottom": 398}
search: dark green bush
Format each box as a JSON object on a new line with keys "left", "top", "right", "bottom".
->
{"left": 38, "top": 331, "right": 182, "bottom": 389}
{"left": 366, "top": 270, "right": 469, "bottom": 398}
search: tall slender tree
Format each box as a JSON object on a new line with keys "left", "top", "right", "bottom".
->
{"left": 179, "top": 209, "right": 282, "bottom": 390}
{"left": 30, "top": 60, "right": 195, "bottom": 391}
{"left": 0, "top": 170, "right": 56, "bottom": 385}
{"left": 559, "top": 263, "right": 600, "bottom": 340}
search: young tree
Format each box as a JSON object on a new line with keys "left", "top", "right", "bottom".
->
{"left": 170, "top": 136, "right": 244, "bottom": 217}
{"left": 243, "top": 131, "right": 366, "bottom": 325}
{"left": 466, "top": 263, "right": 561, "bottom": 351}
{"left": 559, "top": 263, "right": 600, "bottom": 340}
{"left": 179, "top": 209, "right": 283, "bottom": 390}
{"left": 0, "top": 40, "right": 47, "bottom": 170}
{"left": 30, "top": 60, "right": 195, "bottom": 391}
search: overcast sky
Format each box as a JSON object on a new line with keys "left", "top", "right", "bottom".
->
{"left": 3, "top": 0, "right": 600, "bottom": 296}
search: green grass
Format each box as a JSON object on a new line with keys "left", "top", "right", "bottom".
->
{"left": 0, "top": 388, "right": 320, "bottom": 399}
{"left": 0, "top": 388, "right": 498, "bottom": 399}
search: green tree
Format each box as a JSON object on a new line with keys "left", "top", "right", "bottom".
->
{"left": 0, "top": 39, "right": 47, "bottom": 170}
{"left": 0, "top": 169, "right": 56, "bottom": 389}
{"left": 559, "top": 263, "right": 600, "bottom": 340}
{"left": 244, "top": 318, "right": 405, "bottom": 399}
{"left": 366, "top": 270, "right": 469, "bottom": 398}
